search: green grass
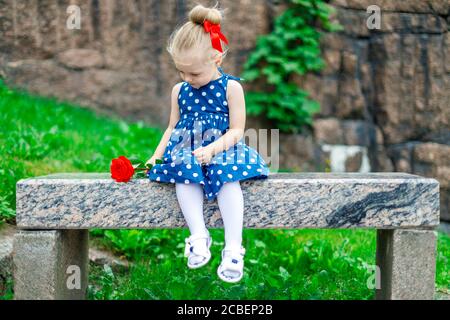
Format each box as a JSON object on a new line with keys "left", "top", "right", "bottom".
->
{"left": 0, "top": 79, "right": 162, "bottom": 224}
{"left": 0, "top": 79, "right": 448, "bottom": 300}
{"left": 87, "top": 228, "right": 450, "bottom": 300}
{"left": 88, "top": 228, "right": 378, "bottom": 300}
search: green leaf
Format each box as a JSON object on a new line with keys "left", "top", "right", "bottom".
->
{"left": 135, "top": 171, "right": 147, "bottom": 179}
{"left": 128, "top": 157, "right": 143, "bottom": 165}
{"left": 292, "top": 0, "right": 313, "bottom": 8}
{"left": 282, "top": 61, "right": 300, "bottom": 73}
{"left": 279, "top": 267, "right": 291, "bottom": 281}
{"left": 266, "top": 275, "right": 281, "bottom": 288}
{"left": 302, "top": 99, "right": 320, "bottom": 114}
{"left": 254, "top": 240, "right": 266, "bottom": 248}
{"left": 241, "top": 69, "right": 260, "bottom": 81}
{"left": 134, "top": 162, "right": 147, "bottom": 170}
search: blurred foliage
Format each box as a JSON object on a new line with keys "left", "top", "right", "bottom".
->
{"left": 242, "top": 0, "right": 343, "bottom": 133}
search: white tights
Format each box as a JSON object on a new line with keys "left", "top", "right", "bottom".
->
{"left": 175, "top": 181, "right": 244, "bottom": 251}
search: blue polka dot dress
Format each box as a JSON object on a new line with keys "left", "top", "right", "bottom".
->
{"left": 147, "top": 67, "right": 270, "bottom": 201}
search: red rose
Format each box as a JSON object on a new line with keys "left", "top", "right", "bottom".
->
{"left": 110, "top": 156, "right": 135, "bottom": 183}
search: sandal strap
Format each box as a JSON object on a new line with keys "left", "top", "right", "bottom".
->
{"left": 186, "top": 232, "right": 210, "bottom": 244}
{"left": 221, "top": 246, "right": 246, "bottom": 260}
{"left": 219, "top": 260, "right": 242, "bottom": 273}
{"left": 219, "top": 247, "right": 245, "bottom": 273}
{"left": 184, "top": 232, "right": 211, "bottom": 257}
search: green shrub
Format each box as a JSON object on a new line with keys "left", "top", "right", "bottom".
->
{"left": 242, "top": 0, "right": 343, "bottom": 133}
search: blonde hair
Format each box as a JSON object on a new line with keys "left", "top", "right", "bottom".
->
{"left": 167, "top": 3, "right": 229, "bottom": 65}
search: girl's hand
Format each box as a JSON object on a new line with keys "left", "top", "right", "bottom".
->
{"left": 145, "top": 156, "right": 157, "bottom": 167}
{"left": 192, "top": 146, "right": 214, "bottom": 165}
{"left": 145, "top": 156, "right": 158, "bottom": 174}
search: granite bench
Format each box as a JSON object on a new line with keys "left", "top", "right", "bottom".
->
{"left": 13, "top": 172, "right": 440, "bottom": 300}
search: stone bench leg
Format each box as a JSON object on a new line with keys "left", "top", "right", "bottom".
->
{"left": 13, "top": 230, "right": 88, "bottom": 300}
{"left": 375, "top": 229, "right": 437, "bottom": 300}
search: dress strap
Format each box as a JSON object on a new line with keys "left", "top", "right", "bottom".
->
{"left": 218, "top": 66, "right": 243, "bottom": 82}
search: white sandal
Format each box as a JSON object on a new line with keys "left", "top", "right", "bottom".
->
{"left": 217, "top": 246, "right": 246, "bottom": 283}
{"left": 184, "top": 231, "right": 212, "bottom": 269}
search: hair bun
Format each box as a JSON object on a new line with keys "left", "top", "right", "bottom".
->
{"left": 189, "top": 4, "right": 222, "bottom": 25}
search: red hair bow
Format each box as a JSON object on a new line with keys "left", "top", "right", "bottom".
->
{"left": 203, "top": 20, "right": 228, "bottom": 53}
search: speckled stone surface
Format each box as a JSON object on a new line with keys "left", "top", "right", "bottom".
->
{"left": 375, "top": 229, "right": 437, "bottom": 300}
{"left": 13, "top": 230, "right": 88, "bottom": 300}
{"left": 16, "top": 172, "right": 440, "bottom": 229}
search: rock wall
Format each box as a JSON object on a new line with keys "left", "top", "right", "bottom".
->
{"left": 261, "top": 0, "right": 449, "bottom": 221}
{"left": 0, "top": 0, "right": 448, "bottom": 220}
{"left": 0, "top": 0, "right": 271, "bottom": 123}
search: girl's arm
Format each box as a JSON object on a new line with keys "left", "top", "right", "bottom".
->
{"left": 207, "top": 80, "right": 246, "bottom": 156}
{"left": 148, "top": 83, "right": 182, "bottom": 161}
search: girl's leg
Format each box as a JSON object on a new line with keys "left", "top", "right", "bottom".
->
{"left": 175, "top": 183, "right": 208, "bottom": 235}
{"left": 217, "top": 181, "right": 244, "bottom": 251}
{"left": 176, "top": 183, "right": 209, "bottom": 265}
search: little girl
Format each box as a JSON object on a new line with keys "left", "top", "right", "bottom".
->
{"left": 146, "top": 4, "right": 269, "bottom": 283}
